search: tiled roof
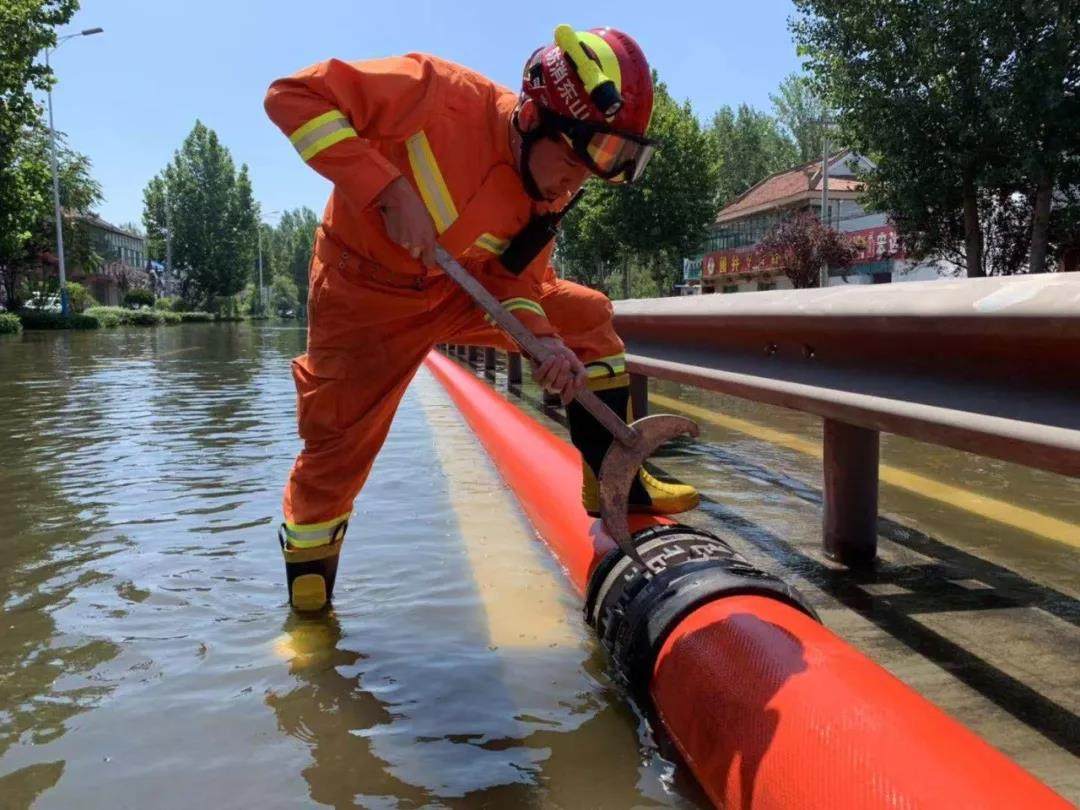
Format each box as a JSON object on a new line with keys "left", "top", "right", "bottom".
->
{"left": 718, "top": 151, "right": 864, "bottom": 221}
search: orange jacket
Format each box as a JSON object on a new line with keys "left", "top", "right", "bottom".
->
{"left": 264, "top": 54, "right": 560, "bottom": 337}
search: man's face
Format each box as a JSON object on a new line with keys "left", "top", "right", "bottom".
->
{"left": 528, "top": 135, "right": 591, "bottom": 201}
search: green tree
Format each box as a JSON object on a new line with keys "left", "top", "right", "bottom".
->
{"left": 270, "top": 273, "right": 300, "bottom": 317}
{"left": 0, "top": 120, "right": 100, "bottom": 308}
{"left": 558, "top": 76, "right": 721, "bottom": 297}
{"left": 792, "top": 0, "right": 1078, "bottom": 277}
{"left": 141, "top": 121, "right": 259, "bottom": 309}
{"left": 770, "top": 74, "right": 828, "bottom": 164}
{"left": 0, "top": 0, "right": 80, "bottom": 308}
{"left": 710, "top": 104, "right": 798, "bottom": 206}
{"left": 272, "top": 207, "right": 319, "bottom": 308}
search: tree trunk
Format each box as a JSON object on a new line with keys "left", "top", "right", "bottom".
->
{"left": 1028, "top": 163, "right": 1054, "bottom": 274}
{"left": 962, "top": 168, "right": 985, "bottom": 277}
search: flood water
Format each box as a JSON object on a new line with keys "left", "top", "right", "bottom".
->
{"left": 2, "top": 325, "right": 1077, "bottom": 807}
{"left": 0, "top": 325, "right": 699, "bottom": 809}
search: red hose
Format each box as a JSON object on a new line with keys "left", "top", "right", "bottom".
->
{"left": 424, "top": 351, "right": 1070, "bottom": 809}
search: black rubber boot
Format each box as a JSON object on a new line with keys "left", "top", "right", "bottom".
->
{"left": 279, "top": 523, "right": 345, "bottom": 612}
{"left": 566, "top": 384, "right": 651, "bottom": 514}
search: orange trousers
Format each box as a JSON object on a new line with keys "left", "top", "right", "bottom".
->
{"left": 282, "top": 245, "right": 624, "bottom": 533}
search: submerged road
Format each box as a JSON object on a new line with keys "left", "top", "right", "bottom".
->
{"left": 0, "top": 323, "right": 1075, "bottom": 807}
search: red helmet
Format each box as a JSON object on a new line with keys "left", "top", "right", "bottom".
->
{"left": 520, "top": 26, "right": 657, "bottom": 185}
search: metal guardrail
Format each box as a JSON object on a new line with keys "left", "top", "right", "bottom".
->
{"left": 615, "top": 272, "right": 1080, "bottom": 565}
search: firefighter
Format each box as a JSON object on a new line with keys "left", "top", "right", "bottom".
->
{"left": 265, "top": 25, "right": 698, "bottom": 612}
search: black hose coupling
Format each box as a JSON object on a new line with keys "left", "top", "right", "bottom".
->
{"left": 584, "top": 524, "right": 819, "bottom": 708}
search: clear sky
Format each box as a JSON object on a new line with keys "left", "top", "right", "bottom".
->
{"left": 51, "top": 0, "right": 803, "bottom": 227}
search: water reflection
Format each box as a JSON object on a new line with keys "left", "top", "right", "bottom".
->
{"left": 268, "top": 612, "right": 433, "bottom": 808}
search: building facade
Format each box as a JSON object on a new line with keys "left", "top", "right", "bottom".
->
{"left": 69, "top": 214, "right": 151, "bottom": 306}
{"left": 680, "top": 151, "right": 956, "bottom": 294}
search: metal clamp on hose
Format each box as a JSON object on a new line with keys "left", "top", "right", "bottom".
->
{"left": 584, "top": 524, "right": 819, "bottom": 708}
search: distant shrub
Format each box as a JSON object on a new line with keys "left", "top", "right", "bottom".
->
{"left": 123, "top": 288, "right": 155, "bottom": 309}
{"left": 154, "top": 296, "right": 178, "bottom": 311}
{"left": 179, "top": 311, "right": 214, "bottom": 323}
{"left": 19, "top": 310, "right": 99, "bottom": 330}
{"left": 86, "top": 306, "right": 164, "bottom": 326}
{"left": 95, "top": 310, "right": 121, "bottom": 328}
{"left": 0, "top": 312, "right": 21, "bottom": 334}
{"left": 64, "top": 281, "right": 98, "bottom": 313}
{"left": 159, "top": 311, "right": 181, "bottom": 325}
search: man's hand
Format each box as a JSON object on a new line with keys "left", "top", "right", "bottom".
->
{"left": 531, "top": 336, "right": 588, "bottom": 405}
{"left": 376, "top": 176, "right": 438, "bottom": 268}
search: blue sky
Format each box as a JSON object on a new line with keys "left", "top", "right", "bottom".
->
{"left": 53, "top": 0, "right": 803, "bottom": 227}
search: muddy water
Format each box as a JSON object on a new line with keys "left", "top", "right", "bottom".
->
{"left": 0, "top": 326, "right": 700, "bottom": 809}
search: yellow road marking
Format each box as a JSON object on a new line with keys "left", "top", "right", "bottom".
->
{"left": 650, "top": 393, "right": 1080, "bottom": 549}
{"left": 417, "top": 376, "right": 579, "bottom": 650}
{"left": 157, "top": 346, "right": 202, "bottom": 358}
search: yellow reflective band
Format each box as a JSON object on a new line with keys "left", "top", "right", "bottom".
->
{"left": 289, "top": 110, "right": 346, "bottom": 145}
{"left": 406, "top": 131, "right": 458, "bottom": 234}
{"left": 475, "top": 233, "right": 509, "bottom": 255}
{"left": 299, "top": 125, "right": 357, "bottom": 161}
{"left": 283, "top": 511, "right": 350, "bottom": 548}
{"left": 586, "top": 353, "right": 627, "bottom": 378}
{"left": 484, "top": 297, "right": 546, "bottom": 326}
{"left": 502, "top": 298, "right": 545, "bottom": 318}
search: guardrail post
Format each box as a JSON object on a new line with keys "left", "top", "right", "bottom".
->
{"left": 542, "top": 391, "right": 562, "bottom": 406}
{"left": 467, "top": 346, "right": 481, "bottom": 364}
{"left": 823, "top": 419, "right": 880, "bottom": 567}
{"left": 630, "top": 372, "right": 649, "bottom": 418}
{"left": 507, "top": 352, "right": 523, "bottom": 384}
{"left": 484, "top": 347, "right": 496, "bottom": 371}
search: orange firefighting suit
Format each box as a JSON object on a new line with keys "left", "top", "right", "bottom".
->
{"left": 264, "top": 54, "right": 628, "bottom": 546}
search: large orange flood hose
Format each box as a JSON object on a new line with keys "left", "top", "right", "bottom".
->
{"left": 424, "top": 351, "right": 1070, "bottom": 809}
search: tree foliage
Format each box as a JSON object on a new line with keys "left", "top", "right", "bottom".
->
{"left": 792, "top": 0, "right": 1079, "bottom": 276}
{"left": 770, "top": 74, "right": 829, "bottom": 164}
{"left": 710, "top": 104, "right": 798, "bottom": 207}
{"left": 141, "top": 121, "right": 259, "bottom": 309}
{"left": 558, "top": 75, "right": 720, "bottom": 296}
{"left": 0, "top": 0, "right": 82, "bottom": 308}
{"left": 758, "top": 211, "right": 858, "bottom": 288}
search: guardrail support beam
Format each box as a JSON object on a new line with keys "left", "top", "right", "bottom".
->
{"left": 484, "top": 347, "right": 496, "bottom": 371}
{"left": 823, "top": 419, "right": 880, "bottom": 567}
{"left": 508, "top": 352, "right": 523, "bottom": 384}
{"left": 630, "top": 372, "right": 649, "bottom": 418}
{"left": 467, "top": 346, "right": 481, "bottom": 364}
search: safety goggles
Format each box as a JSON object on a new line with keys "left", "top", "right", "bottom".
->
{"left": 543, "top": 111, "right": 658, "bottom": 185}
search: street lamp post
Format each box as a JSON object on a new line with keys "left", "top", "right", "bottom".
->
{"left": 45, "top": 27, "right": 103, "bottom": 316}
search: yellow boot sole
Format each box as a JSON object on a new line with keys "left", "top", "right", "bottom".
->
{"left": 290, "top": 573, "right": 328, "bottom": 612}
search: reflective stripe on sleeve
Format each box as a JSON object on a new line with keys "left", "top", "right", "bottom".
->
{"left": 289, "top": 110, "right": 358, "bottom": 161}
{"left": 474, "top": 233, "right": 510, "bottom": 255}
{"left": 405, "top": 131, "right": 458, "bottom": 234}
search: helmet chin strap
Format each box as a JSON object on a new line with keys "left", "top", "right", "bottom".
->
{"left": 513, "top": 108, "right": 551, "bottom": 202}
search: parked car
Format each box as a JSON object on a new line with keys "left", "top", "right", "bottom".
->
{"left": 24, "top": 293, "right": 61, "bottom": 312}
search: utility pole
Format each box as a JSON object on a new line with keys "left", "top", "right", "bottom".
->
{"left": 817, "top": 115, "right": 834, "bottom": 288}
{"left": 44, "top": 28, "right": 103, "bottom": 316}
{"left": 164, "top": 187, "right": 173, "bottom": 288}
{"left": 257, "top": 226, "right": 264, "bottom": 315}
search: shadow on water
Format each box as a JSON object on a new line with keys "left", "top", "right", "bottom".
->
{"left": 681, "top": 444, "right": 1080, "bottom": 756}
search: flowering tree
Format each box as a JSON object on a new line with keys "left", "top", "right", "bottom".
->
{"left": 759, "top": 211, "right": 859, "bottom": 288}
